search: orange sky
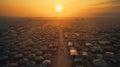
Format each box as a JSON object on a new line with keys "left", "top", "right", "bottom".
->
{"left": 0, "top": 0, "right": 120, "bottom": 17}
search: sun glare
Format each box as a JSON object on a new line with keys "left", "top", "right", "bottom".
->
{"left": 56, "top": 5, "right": 62, "bottom": 12}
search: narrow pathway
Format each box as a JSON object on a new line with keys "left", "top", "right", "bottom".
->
{"left": 52, "top": 29, "right": 72, "bottom": 67}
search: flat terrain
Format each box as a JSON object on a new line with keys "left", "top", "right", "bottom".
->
{"left": 0, "top": 18, "right": 120, "bottom": 67}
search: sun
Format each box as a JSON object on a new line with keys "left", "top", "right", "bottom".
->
{"left": 56, "top": 5, "right": 62, "bottom": 12}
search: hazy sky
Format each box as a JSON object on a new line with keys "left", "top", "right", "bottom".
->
{"left": 0, "top": 0, "right": 120, "bottom": 17}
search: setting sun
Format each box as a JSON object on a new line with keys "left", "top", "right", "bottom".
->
{"left": 56, "top": 5, "right": 62, "bottom": 12}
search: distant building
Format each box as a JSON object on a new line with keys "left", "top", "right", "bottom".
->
{"left": 93, "top": 59, "right": 108, "bottom": 67}
{"left": 91, "top": 46, "right": 103, "bottom": 53}
{"left": 70, "top": 47, "right": 78, "bottom": 58}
